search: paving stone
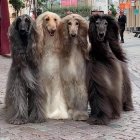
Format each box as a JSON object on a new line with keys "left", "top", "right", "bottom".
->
{"left": 0, "top": 32, "right": 140, "bottom": 139}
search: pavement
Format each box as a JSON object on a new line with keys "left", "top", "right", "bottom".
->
{"left": 0, "top": 32, "right": 140, "bottom": 140}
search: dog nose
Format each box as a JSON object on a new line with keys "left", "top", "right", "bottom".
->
{"left": 71, "top": 33, "right": 76, "bottom": 37}
{"left": 51, "top": 29, "right": 56, "bottom": 32}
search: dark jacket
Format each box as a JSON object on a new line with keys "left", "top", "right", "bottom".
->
{"left": 118, "top": 15, "right": 126, "bottom": 30}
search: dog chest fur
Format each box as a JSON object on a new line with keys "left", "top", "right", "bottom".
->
{"left": 40, "top": 36, "right": 69, "bottom": 120}
{"left": 61, "top": 43, "right": 86, "bottom": 82}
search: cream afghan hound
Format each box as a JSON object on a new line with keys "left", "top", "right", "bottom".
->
{"left": 35, "top": 11, "right": 69, "bottom": 119}
{"left": 58, "top": 14, "right": 89, "bottom": 120}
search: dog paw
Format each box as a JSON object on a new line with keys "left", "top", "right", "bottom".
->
{"left": 8, "top": 118, "right": 28, "bottom": 125}
{"left": 87, "top": 117, "right": 108, "bottom": 125}
{"left": 123, "top": 105, "right": 134, "bottom": 111}
{"left": 111, "top": 114, "right": 120, "bottom": 120}
{"left": 29, "top": 115, "right": 47, "bottom": 123}
{"left": 72, "top": 110, "right": 89, "bottom": 121}
{"left": 29, "top": 110, "right": 47, "bottom": 123}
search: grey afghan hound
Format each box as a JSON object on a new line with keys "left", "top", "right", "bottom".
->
{"left": 87, "top": 15, "right": 133, "bottom": 125}
{"left": 5, "top": 15, "right": 47, "bottom": 125}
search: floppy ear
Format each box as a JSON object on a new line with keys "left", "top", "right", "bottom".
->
{"left": 15, "top": 17, "right": 21, "bottom": 31}
{"left": 27, "top": 21, "right": 41, "bottom": 65}
{"left": 8, "top": 17, "right": 21, "bottom": 49}
{"left": 104, "top": 15, "right": 127, "bottom": 62}
{"left": 58, "top": 17, "right": 71, "bottom": 55}
{"left": 25, "top": 15, "right": 33, "bottom": 32}
{"left": 35, "top": 15, "right": 46, "bottom": 57}
{"left": 88, "top": 16, "right": 97, "bottom": 44}
{"left": 76, "top": 15, "right": 89, "bottom": 58}
{"left": 105, "top": 15, "right": 119, "bottom": 40}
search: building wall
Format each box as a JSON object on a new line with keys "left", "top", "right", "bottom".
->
{"left": 91, "top": 0, "right": 108, "bottom": 14}
{"left": 127, "top": 0, "right": 140, "bottom": 30}
{"left": 8, "top": 0, "right": 15, "bottom": 23}
{"left": 78, "top": 0, "right": 91, "bottom": 6}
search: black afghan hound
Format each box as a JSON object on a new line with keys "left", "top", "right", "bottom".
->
{"left": 86, "top": 15, "right": 133, "bottom": 125}
{"left": 5, "top": 15, "right": 47, "bottom": 125}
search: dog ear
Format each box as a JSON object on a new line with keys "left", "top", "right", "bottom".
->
{"left": 25, "top": 15, "right": 32, "bottom": 32}
{"left": 35, "top": 14, "right": 47, "bottom": 57}
{"left": 58, "top": 17, "right": 71, "bottom": 52}
{"left": 104, "top": 15, "right": 127, "bottom": 62}
{"left": 88, "top": 17, "right": 97, "bottom": 44}
{"left": 8, "top": 17, "right": 21, "bottom": 43}
{"left": 15, "top": 17, "right": 21, "bottom": 31}
{"left": 105, "top": 15, "right": 119, "bottom": 40}
{"left": 75, "top": 15, "right": 89, "bottom": 59}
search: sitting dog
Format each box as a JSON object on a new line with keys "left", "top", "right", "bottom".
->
{"left": 5, "top": 15, "right": 46, "bottom": 124}
{"left": 87, "top": 15, "right": 127, "bottom": 125}
{"left": 35, "top": 11, "right": 69, "bottom": 119}
{"left": 58, "top": 14, "right": 89, "bottom": 120}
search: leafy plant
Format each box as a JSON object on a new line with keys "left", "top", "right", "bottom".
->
{"left": 9, "top": 0, "right": 25, "bottom": 16}
{"left": 43, "top": 6, "right": 91, "bottom": 17}
{"left": 109, "top": 4, "right": 117, "bottom": 17}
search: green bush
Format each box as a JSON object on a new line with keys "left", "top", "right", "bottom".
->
{"left": 9, "top": 0, "right": 25, "bottom": 16}
{"left": 43, "top": 6, "right": 91, "bottom": 17}
{"left": 109, "top": 4, "right": 117, "bottom": 17}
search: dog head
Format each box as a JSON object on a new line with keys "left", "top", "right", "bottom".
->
{"left": 67, "top": 17, "right": 80, "bottom": 37}
{"left": 89, "top": 15, "right": 108, "bottom": 42}
{"left": 95, "top": 18, "right": 108, "bottom": 41}
{"left": 61, "top": 14, "right": 88, "bottom": 38}
{"left": 89, "top": 15, "right": 119, "bottom": 43}
{"left": 15, "top": 14, "right": 32, "bottom": 35}
{"left": 37, "top": 11, "right": 61, "bottom": 36}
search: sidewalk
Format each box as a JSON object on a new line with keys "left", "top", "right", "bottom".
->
{"left": 0, "top": 32, "right": 140, "bottom": 140}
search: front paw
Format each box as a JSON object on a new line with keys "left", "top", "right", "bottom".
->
{"left": 123, "top": 104, "right": 134, "bottom": 111}
{"left": 29, "top": 110, "right": 47, "bottom": 123}
{"left": 71, "top": 110, "right": 89, "bottom": 121}
{"left": 8, "top": 117, "right": 28, "bottom": 125}
{"left": 87, "top": 117, "right": 108, "bottom": 125}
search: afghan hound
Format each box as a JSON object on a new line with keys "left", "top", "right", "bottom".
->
{"left": 58, "top": 14, "right": 89, "bottom": 120}
{"left": 35, "top": 11, "right": 69, "bottom": 119}
{"left": 86, "top": 14, "right": 133, "bottom": 125}
{"left": 5, "top": 15, "right": 47, "bottom": 125}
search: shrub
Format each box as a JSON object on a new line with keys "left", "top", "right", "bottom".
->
{"left": 43, "top": 6, "right": 91, "bottom": 17}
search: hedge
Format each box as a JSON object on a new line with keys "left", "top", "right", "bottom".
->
{"left": 43, "top": 6, "right": 91, "bottom": 17}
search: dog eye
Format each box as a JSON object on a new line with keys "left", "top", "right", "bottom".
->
{"left": 46, "top": 18, "right": 49, "bottom": 21}
{"left": 54, "top": 18, "right": 57, "bottom": 21}
{"left": 105, "top": 22, "right": 108, "bottom": 25}
{"left": 25, "top": 18, "right": 30, "bottom": 23}
{"left": 76, "top": 22, "right": 79, "bottom": 25}
{"left": 17, "top": 18, "right": 21, "bottom": 23}
{"left": 68, "top": 22, "right": 72, "bottom": 25}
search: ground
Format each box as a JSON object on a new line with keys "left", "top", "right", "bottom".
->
{"left": 0, "top": 32, "right": 140, "bottom": 140}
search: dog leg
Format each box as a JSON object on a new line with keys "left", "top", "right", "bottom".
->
{"left": 87, "top": 83, "right": 113, "bottom": 125}
{"left": 45, "top": 76, "right": 69, "bottom": 120}
{"left": 64, "top": 82, "right": 88, "bottom": 121}
{"left": 121, "top": 62, "right": 134, "bottom": 111}
{"left": 122, "top": 76, "right": 134, "bottom": 111}
{"left": 28, "top": 85, "right": 47, "bottom": 123}
{"left": 73, "top": 83, "right": 88, "bottom": 121}
{"left": 5, "top": 71, "right": 28, "bottom": 125}
{"left": 123, "top": 95, "right": 134, "bottom": 111}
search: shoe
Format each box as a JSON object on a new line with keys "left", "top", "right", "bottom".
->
{"left": 1, "top": 54, "right": 11, "bottom": 58}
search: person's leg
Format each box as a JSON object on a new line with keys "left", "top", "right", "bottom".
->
{"left": 120, "top": 29, "right": 124, "bottom": 43}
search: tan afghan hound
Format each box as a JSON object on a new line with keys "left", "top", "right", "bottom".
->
{"left": 58, "top": 14, "right": 89, "bottom": 120}
{"left": 35, "top": 11, "right": 69, "bottom": 119}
